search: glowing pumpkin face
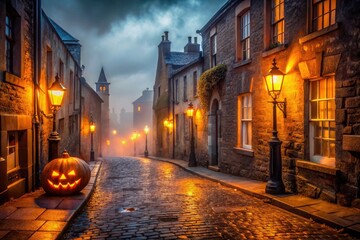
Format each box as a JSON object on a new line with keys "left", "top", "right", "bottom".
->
{"left": 41, "top": 151, "right": 91, "bottom": 195}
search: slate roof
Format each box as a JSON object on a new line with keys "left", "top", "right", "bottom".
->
{"left": 165, "top": 52, "right": 201, "bottom": 67}
{"left": 133, "top": 89, "right": 153, "bottom": 104}
{"left": 97, "top": 67, "right": 109, "bottom": 83}
{"left": 46, "top": 15, "right": 80, "bottom": 45}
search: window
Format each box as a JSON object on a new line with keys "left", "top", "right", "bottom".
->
{"left": 69, "top": 70, "right": 73, "bottom": 104}
{"left": 137, "top": 106, "right": 141, "bottom": 112}
{"left": 183, "top": 76, "right": 187, "bottom": 101}
{"left": 211, "top": 34, "right": 217, "bottom": 67}
{"left": 158, "top": 86, "right": 161, "bottom": 98}
{"left": 5, "top": 15, "right": 14, "bottom": 73}
{"left": 175, "top": 114, "right": 179, "bottom": 142}
{"left": 309, "top": 76, "right": 335, "bottom": 166}
{"left": 193, "top": 71, "right": 198, "bottom": 97}
{"left": 59, "top": 60, "right": 64, "bottom": 83}
{"left": 272, "top": 0, "right": 284, "bottom": 45}
{"left": 241, "top": 11, "right": 250, "bottom": 61}
{"left": 175, "top": 79, "right": 179, "bottom": 103}
{"left": 238, "top": 94, "right": 252, "bottom": 149}
{"left": 312, "top": 0, "right": 336, "bottom": 32}
{"left": 7, "top": 132, "right": 18, "bottom": 172}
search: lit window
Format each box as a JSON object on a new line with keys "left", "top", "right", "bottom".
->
{"left": 241, "top": 11, "right": 250, "bottom": 61}
{"left": 309, "top": 76, "right": 335, "bottom": 166}
{"left": 137, "top": 106, "right": 141, "bottom": 112}
{"left": 238, "top": 94, "right": 252, "bottom": 149}
{"left": 7, "top": 132, "right": 18, "bottom": 172}
{"left": 175, "top": 79, "right": 179, "bottom": 103}
{"left": 271, "top": 0, "right": 284, "bottom": 45}
{"left": 211, "top": 34, "right": 217, "bottom": 67}
{"left": 312, "top": 0, "right": 336, "bottom": 32}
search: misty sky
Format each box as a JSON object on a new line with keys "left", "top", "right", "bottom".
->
{"left": 42, "top": 0, "right": 227, "bottom": 113}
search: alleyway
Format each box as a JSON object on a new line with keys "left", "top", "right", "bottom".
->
{"left": 63, "top": 157, "right": 354, "bottom": 239}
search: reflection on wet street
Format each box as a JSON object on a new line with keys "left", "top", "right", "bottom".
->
{"left": 63, "top": 157, "right": 354, "bottom": 239}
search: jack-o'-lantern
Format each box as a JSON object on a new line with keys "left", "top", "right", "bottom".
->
{"left": 41, "top": 151, "right": 91, "bottom": 195}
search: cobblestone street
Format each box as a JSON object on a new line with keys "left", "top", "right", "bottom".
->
{"left": 63, "top": 157, "right": 354, "bottom": 239}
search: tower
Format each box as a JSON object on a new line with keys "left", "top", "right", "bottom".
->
{"left": 95, "top": 67, "right": 110, "bottom": 155}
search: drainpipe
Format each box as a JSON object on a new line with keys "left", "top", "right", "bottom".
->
{"left": 33, "top": 0, "right": 41, "bottom": 188}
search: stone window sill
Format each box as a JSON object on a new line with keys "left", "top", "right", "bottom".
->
{"left": 296, "top": 160, "right": 339, "bottom": 176}
{"left": 233, "top": 147, "right": 254, "bottom": 157}
{"left": 299, "top": 23, "right": 339, "bottom": 44}
{"left": 262, "top": 44, "right": 287, "bottom": 58}
{"left": 3, "top": 71, "right": 25, "bottom": 88}
{"left": 233, "top": 59, "right": 252, "bottom": 69}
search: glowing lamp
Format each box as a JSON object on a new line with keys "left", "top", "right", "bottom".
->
{"left": 48, "top": 74, "right": 66, "bottom": 108}
{"left": 89, "top": 121, "right": 95, "bottom": 133}
{"left": 264, "top": 58, "right": 285, "bottom": 100}
{"left": 187, "top": 102, "right": 194, "bottom": 118}
{"left": 144, "top": 125, "right": 149, "bottom": 134}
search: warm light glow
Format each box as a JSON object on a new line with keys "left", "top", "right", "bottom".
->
{"left": 121, "top": 140, "right": 126, "bottom": 144}
{"left": 264, "top": 58, "right": 285, "bottom": 100}
{"left": 89, "top": 122, "right": 95, "bottom": 133}
{"left": 106, "top": 140, "right": 110, "bottom": 146}
{"left": 164, "top": 119, "right": 173, "bottom": 129}
{"left": 112, "top": 130, "right": 117, "bottom": 135}
{"left": 137, "top": 106, "right": 141, "bottom": 112}
{"left": 48, "top": 74, "right": 66, "bottom": 107}
{"left": 187, "top": 102, "right": 194, "bottom": 118}
{"left": 164, "top": 119, "right": 169, "bottom": 127}
{"left": 144, "top": 125, "right": 149, "bottom": 134}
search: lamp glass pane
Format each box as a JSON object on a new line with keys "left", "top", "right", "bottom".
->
{"left": 49, "top": 89, "right": 65, "bottom": 106}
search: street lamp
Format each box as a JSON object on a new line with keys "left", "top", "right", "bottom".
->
{"left": 264, "top": 58, "right": 286, "bottom": 194}
{"left": 48, "top": 73, "right": 66, "bottom": 161}
{"left": 131, "top": 132, "right": 140, "bottom": 157}
{"left": 187, "top": 102, "right": 196, "bottom": 167}
{"left": 144, "top": 125, "right": 149, "bottom": 158}
{"left": 89, "top": 116, "right": 95, "bottom": 161}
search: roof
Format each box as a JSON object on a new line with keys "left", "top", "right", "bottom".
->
{"left": 80, "top": 77, "right": 104, "bottom": 103}
{"left": 172, "top": 57, "right": 203, "bottom": 76}
{"left": 96, "top": 67, "right": 109, "bottom": 84}
{"left": 47, "top": 16, "right": 80, "bottom": 45}
{"left": 200, "top": 0, "right": 238, "bottom": 33}
{"left": 132, "top": 89, "right": 153, "bottom": 104}
{"left": 165, "top": 52, "right": 201, "bottom": 67}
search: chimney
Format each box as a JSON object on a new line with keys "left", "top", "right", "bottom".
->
{"left": 184, "top": 36, "right": 200, "bottom": 53}
{"left": 158, "top": 31, "right": 171, "bottom": 56}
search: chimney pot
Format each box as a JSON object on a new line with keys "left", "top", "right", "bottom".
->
{"left": 194, "top": 37, "right": 198, "bottom": 44}
{"left": 188, "top": 36, "right": 192, "bottom": 43}
{"left": 164, "top": 31, "right": 169, "bottom": 41}
{"left": 162, "top": 35, "right": 164, "bottom": 41}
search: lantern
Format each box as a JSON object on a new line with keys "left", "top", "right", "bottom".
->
{"left": 187, "top": 102, "right": 194, "bottom": 118}
{"left": 264, "top": 58, "right": 285, "bottom": 100}
{"left": 41, "top": 151, "right": 91, "bottom": 195}
{"left": 48, "top": 74, "right": 66, "bottom": 109}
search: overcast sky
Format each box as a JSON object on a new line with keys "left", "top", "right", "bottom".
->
{"left": 42, "top": 0, "right": 227, "bottom": 113}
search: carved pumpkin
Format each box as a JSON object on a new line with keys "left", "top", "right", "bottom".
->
{"left": 41, "top": 151, "right": 91, "bottom": 195}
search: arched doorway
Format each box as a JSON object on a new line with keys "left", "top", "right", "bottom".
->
{"left": 209, "top": 99, "right": 220, "bottom": 166}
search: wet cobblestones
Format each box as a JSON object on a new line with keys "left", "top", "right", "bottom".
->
{"left": 63, "top": 157, "right": 355, "bottom": 239}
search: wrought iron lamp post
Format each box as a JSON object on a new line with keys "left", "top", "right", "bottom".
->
{"left": 48, "top": 73, "right": 66, "bottom": 161}
{"left": 89, "top": 117, "right": 95, "bottom": 161}
{"left": 264, "top": 58, "right": 286, "bottom": 194}
{"left": 187, "top": 102, "right": 196, "bottom": 167}
{"left": 144, "top": 125, "right": 149, "bottom": 158}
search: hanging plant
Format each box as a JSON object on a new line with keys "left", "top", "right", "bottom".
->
{"left": 197, "top": 64, "right": 227, "bottom": 111}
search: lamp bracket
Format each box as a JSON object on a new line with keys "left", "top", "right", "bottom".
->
{"left": 276, "top": 98, "right": 286, "bottom": 118}
{"left": 40, "top": 110, "right": 53, "bottom": 119}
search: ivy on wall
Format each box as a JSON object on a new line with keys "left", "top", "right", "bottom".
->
{"left": 197, "top": 64, "right": 227, "bottom": 112}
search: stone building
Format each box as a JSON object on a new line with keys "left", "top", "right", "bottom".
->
{"left": 170, "top": 37, "right": 204, "bottom": 161}
{"left": 0, "top": 0, "right": 40, "bottom": 203}
{"left": 132, "top": 88, "right": 153, "bottom": 155}
{"left": 80, "top": 76, "right": 103, "bottom": 162}
{"left": 153, "top": 31, "right": 202, "bottom": 158}
{"left": 197, "top": 0, "right": 360, "bottom": 206}
{"left": 95, "top": 67, "right": 110, "bottom": 156}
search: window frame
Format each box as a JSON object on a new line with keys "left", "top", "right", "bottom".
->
{"left": 238, "top": 94, "right": 252, "bottom": 150}
{"left": 193, "top": 71, "right": 198, "bottom": 97}
{"left": 6, "top": 131, "right": 19, "bottom": 173}
{"left": 271, "top": 0, "right": 285, "bottom": 45}
{"left": 210, "top": 34, "right": 217, "bottom": 67}
{"left": 241, "top": 11, "right": 251, "bottom": 61}
{"left": 183, "top": 75, "right": 187, "bottom": 102}
{"left": 311, "top": 0, "right": 336, "bottom": 33}
{"left": 309, "top": 76, "right": 335, "bottom": 167}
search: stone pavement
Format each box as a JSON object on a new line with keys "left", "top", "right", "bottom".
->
{"left": 0, "top": 160, "right": 102, "bottom": 240}
{"left": 150, "top": 156, "right": 360, "bottom": 238}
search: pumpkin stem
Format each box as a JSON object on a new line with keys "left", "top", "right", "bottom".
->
{"left": 62, "top": 150, "right": 70, "bottom": 158}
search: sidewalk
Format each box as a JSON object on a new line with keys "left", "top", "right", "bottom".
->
{"left": 0, "top": 160, "right": 102, "bottom": 240}
{"left": 149, "top": 156, "right": 360, "bottom": 238}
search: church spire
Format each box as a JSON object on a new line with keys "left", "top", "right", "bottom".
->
{"left": 95, "top": 67, "right": 110, "bottom": 95}
{"left": 97, "top": 67, "right": 108, "bottom": 83}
